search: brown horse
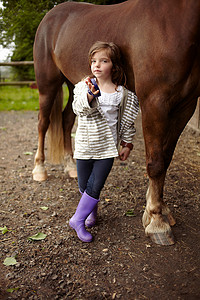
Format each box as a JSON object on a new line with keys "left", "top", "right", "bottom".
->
{"left": 33, "top": 0, "right": 200, "bottom": 245}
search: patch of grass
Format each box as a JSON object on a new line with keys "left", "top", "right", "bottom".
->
{"left": 0, "top": 85, "right": 69, "bottom": 111}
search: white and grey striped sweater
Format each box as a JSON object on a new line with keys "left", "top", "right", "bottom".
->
{"left": 72, "top": 81, "right": 139, "bottom": 160}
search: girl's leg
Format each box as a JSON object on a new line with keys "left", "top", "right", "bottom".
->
{"left": 85, "top": 157, "right": 114, "bottom": 227}
{"left": 76, "top": 158, "right": 114, "bottom": 198}
{"left": 86, "top": 158, "right": 114, "bottom": 199}
{"left": 76, "top": 159, "right": 93, "bottom": 193}
{"left": 69, "top": 158, "right": 114, "bottom": 243}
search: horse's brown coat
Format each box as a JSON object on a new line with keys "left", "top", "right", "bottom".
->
{"left": 33, "top": 0, "right": 200, "bottom": 244}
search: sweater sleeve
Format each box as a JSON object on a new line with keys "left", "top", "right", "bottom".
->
{"left": 119, "top": 90, "right": 139, "bottom": 143}
{"left": 72, "top": 81, "right": 98, "bottom": 116}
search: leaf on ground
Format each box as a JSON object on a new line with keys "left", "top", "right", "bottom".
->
{"left": 28, "top": 232, "right": 47, "bottom": 241}
{"left": 23, "top": 151, "right": 33, "bottom": 155}
{"left": 6, "top": 287, "right": 19, "bottom": 293}
{"left": 40, "top": 206, "right": 49, "bottom": 211}
{"left": 3, "top": 257, "right": 17, "bottom": 266}
{"left": 0, "top": 226, "right": 8, "bottom": 234}
{"left": 125, "top": 209, "right": 136, "bottom": 217}
{"left": 105, "top": 198, "right": 112, "bottom": 202}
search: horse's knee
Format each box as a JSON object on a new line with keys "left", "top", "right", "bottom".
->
{"left": 38, "top": 118, "right": 50, "bottom": 136}
{"left": 38, "top": 106, "right": 51, "bottom": 128}
{"left": 146, "top": 153, "right": 165, "bottom": 178}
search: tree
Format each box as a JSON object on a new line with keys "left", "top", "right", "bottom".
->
{"left": 0, "top": 0, "right": 64, "bottom": 79}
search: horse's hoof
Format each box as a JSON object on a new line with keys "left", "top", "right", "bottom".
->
{"left": 33, "top": 172, "right": 47, "bottom": 181}
{"left": 148, "top": 230, "right": 175, "bottom": 246}
{"left": 68, "top": 168, "right": 77, "bottom": 178}
{"left": 144, "top": 214, "right": 175, "bottom": 246}
{"left": 32, "top": 165, "right": 47, "bottom": 181}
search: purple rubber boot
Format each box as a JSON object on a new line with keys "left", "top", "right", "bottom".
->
{"left": 69, "top": 192, "right": 99, "bottom": 242}
{"left": 79, "top": 190, "right": 98, "bottom": 228}
{"left": 85, "top": 204, "right": 98, "bottom": 228}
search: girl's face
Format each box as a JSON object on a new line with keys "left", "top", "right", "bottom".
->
{"left": 90, "top": 49, "right": 113, "bottom": 82}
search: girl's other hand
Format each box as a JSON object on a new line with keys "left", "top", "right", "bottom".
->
{"left": 119, "top": 147, "right": 131, "bottom": 161}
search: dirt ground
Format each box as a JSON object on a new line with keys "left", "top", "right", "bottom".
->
{"left": 0, "top": 111, "right": 200, "bottom": 300}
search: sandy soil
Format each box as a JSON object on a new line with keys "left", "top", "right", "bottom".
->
{"left": 0, "top": 111, "right": 200, "bottom": 299}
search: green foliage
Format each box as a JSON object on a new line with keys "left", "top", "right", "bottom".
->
{"left": 0, "top": 0, "right": 64, "bottom": 80}
{"left": 0, "top": 0, "right": 64, "bottom": 51}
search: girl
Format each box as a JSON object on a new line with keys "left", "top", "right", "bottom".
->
{"left": 69, "top": 41, "right": 139, "bottom": 242}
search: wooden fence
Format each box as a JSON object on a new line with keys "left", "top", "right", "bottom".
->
{"left": 0, "top": 61, "right": 36, "bottom": 86}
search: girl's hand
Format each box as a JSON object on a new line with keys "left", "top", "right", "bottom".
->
{"left": 119, "top": 147, "right": 131, "bottom": 161}
{"left": 85, "top": 77, "right": 100, "bottom": 97}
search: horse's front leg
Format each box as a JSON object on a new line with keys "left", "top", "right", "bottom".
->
{"left": 141, "top": 101, "right": 175, "bottom": 245}
{"left": 62, "top": 82, "right": 77, "bottom": 178}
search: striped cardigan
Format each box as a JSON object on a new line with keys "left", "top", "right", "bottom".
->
{"left": 72, "top": 81, "right": 139, "bottom": 160}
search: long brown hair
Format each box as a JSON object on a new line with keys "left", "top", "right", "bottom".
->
{"left": 88, "top": 41, "right": 126, "bottom": 86}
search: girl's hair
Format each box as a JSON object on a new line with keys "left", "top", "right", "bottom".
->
{"left": 88, "top": 41, "right": 126, "bottom": 86}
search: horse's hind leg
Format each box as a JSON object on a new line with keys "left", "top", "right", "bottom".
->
{"left": 32, "top": 113, "right": 47, "bottom": 180}
{"left": 32, "top": 77, "right": 64, "bottom": 181}
{"left": 33, "top": 91, "right": 56, "bottom": 181}
{"left": 62, "top": 81, "right": 77, "bottom": 178}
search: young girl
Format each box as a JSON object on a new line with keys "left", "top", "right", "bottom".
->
{"left": 69, "top": 41, "right": 139, "bottom": 242}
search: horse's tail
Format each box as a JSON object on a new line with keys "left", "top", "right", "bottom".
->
{"left": 47, "top": 87, "right": 64, "bottom": 164}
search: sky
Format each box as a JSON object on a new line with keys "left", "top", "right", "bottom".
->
{"left": 0, "top": 45, "right": 13, "bottom": 61}
{"left": 0, "top": 1, "right": 13, "bottom": 61}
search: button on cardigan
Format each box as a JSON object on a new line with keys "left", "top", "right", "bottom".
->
{"left": 72, "top": 81, "right": 139, "bottom": 160}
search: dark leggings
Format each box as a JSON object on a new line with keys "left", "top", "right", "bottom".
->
{"left": 76, "top": 158, "right": 114, "bottom": 199}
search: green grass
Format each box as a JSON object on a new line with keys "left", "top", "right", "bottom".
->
{"left": 0, "top": 85, "right": 69, "bottom": 111}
